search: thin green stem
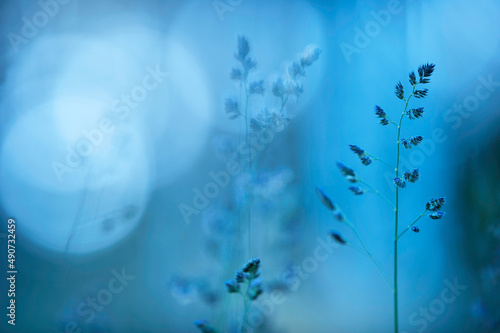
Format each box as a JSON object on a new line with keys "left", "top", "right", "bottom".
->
{"left": 255, "top": 93, "right": 290, "bottom": 173}
{"left": 369, "top": 155, "right": 396, "bottom": 171}
{"left": 243, "top": 82, "right": 252, "bottom": 256}
{"left": 346, "top": 241, "right": 370, "bottom": 257}
{"left": 242, "top": 297, "right": 250, "bottom": 333}
{"left": 345, "top": 220, "right": 395, "bottom": 292}
{"left": 357, "top": 178, "right": 396, "bottom": 211}
{"left": 241, "top": 277, "right": 254, "bottom": 333}
{"left": 394, "top": 83, "right": 417, "bottom": 333}
{"left": 397, "top": 210, "right": 427, "bottom": 240}
{"left": 385, "top": 113, "right": 397, "bottom": 127}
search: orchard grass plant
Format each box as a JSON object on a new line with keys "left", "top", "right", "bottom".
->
{"left": 194, "top": 258, "right": 263, "bottom": 333}
{"left": 316, "top": 63, "right": 446, "bottom": 332}
{"left": 195, "top": 36, "right": 320, "bottom": 333}
{"left": 225, "top": 35, "right": 321, "bottom": 255}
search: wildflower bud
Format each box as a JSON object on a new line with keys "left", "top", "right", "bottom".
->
{"left": 395, "top": 81, "right": 405, "bottom": 100}
{"left": 337, "top": 162, "right": 357, "bottom": 182}
{"left": 235, "top": 270, "right": 245, "bottom": 283}
{"left": 248, "top": 278, "right": 264, "bottom": 300}
{"left": 235, "top": 35, "right": 250, "bottom": 62}
{"left": 349, "top": 145, "right": 373, "bottom": 166}
{"left": 426, "top": 197, "right": 446, "bottom": 211}
{"left": 316, "top": 187, "right": 335, "bottom": 211}
{"left": 410, "top": 136, "right": 423, "bottom": 146}
{"left": 429, "top": 211, "right": 445, "bottom": 220}
{"left": 299, "top": 46, "right": 322, "bottom": 68}
{"left": 406, "top": 107, "right": 424, "bottom": 120}
{"left": 403, "top": 169, "right": 419, "bottom": 183}
{"left": 249, "top": 80, "right": 265, "bottom": 94}
{"left": 394, "top": 177, "right": 406, "bottom": 188}
{"left": 242, "top": 258, "right": 261, "bottom": 275}
{"left": 414, "top": 89, "right": 429, "bottom": 99}
{"left": 224, "top": 98, "right": 240, "bottom": 120}
{"left": 401, "top": 138, "right": 410, "bottom": 149}
{"left": 402, "top": 136, "right": 423, "bottom": 149}
{"left": 242, "top": 57, "right": 257, "bottom": 72}
{"left": 411, "top": 226, "right": 420, "bottom": 233}
{"left": 349, "top": 145, "right": 365, "bottom": 156}
{"left": 272, "top": 78, "right": 285, "bottom": 97}
{"left": 361, "top": 156, "right": 372, "bottom": 165}
{"left": 418, "top": 63, "right": 435, "bottom": 83}
{"left": 333, "top": 211, "right": 344, "bottom": 222}
{"left": 288, "top": 61, "right": 305, "bottom": 78}
{"left": 349, "top": 186, "right": 365, "bottom": 195}
{"left": 329, "top": 231, "right": 347, "bottom": 245}
{"left": 194, "top": 320, "right": 218, "bottom": 333}
{"left": 375, "top": 105, "right": 389, "bottom": 125}
{"left": 409, "top": 71, "right": 417, "bottom": 85}
{"left": 225, "top": 279, "right": 240, "bottom": 293}
{"left": 230, "top": 68, "right": 243, "bottom": 81}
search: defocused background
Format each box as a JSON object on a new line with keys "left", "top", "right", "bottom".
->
{"left": 0, "top": 0, "right": 499, "bottom": 332}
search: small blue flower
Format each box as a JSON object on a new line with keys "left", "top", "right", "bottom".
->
{"left": 401, "top": 138, "right": 409, "bottom": 149}
{"left": 404, "top": 169, "right": 419, "bottom": 183}
{"left": 225, "top": 279, "right": 240, "bottom": 293}
{"left": 333, "top": 211, "right": 344, "bottom": 222}
{"left": 349, "top": 145, "right": 372, "bottom": 166}
{"left": 329, "top": 231, "right": 347, "bottom": 245}
{"left": 242, "top": 258, "right": 261, "bottom": 276}
{"left": 316, "top": 187, "right": 335, "bottom": 211}
{"left": 235, "top": 270, "right": 245, "bottom": 283}
{"left": 418, "top": 63, "right": 435, "bottom": 83}
{"left": 242, "top": 57, "right": 257, "bottom": 72}
{"left": 234, "top": 35, "right": 250, "bottom": 62}
{"left": 224, "top": 98, "right": 240, "bottom": 120}
{"left": 285, "top": 80, "right": 304, "bottom": 97}
{"left": 409, "top": 71, "right": 417, "bottom": 85}
{"left": 414, "top": 89, "right": 429, "bottom": 99}
{"left": 411, "top": 226, "right": 420, "bottom": 233}
{"left": 272, "top": 78, "right": 285, "bottom": 97}
{"left": 230, "top": 68, "right": 243, "bottom": 81}
{"left": 249, "top": 80, "right": 265, "bottom": 94}
{"left": 410, "top": 136, "right": 423, "bottom": 146}
{"left": 349, "top": 186, "right": 365, "bottom": 195}
{"left": 288, "top": 61, "right": 305, "bottom": 79}
{"left": 361, "top": 156, "right": 372, "bottom": 166}
{"left": 337, "top": 162, "right": 357, "bottom": 182}
{"left": 395, "top": 81, "right": 405, "bottom": 100}
{"left": 402, "top": 136, "right": 423, "bottom": 149}
{"left": 349, "top": 145, "right": 365, "bottom": 156}
{"left": 194, "top": 320, "right": 218, "bottom": 333}
{"left": 300, "top": 46, "right": 322, "bottom": 68}
{"left": 394, "top": 177, "right": 406, "bottom": 188}
{"left": 375, "top": 105, "right": 389, "bottom": 125}
{"left": 406, "top": 107, "right": 424, "bottom": 120}
{"left": 426, "top": 197, "right": 446, "bottom": 211}
{"left": 248, "top": 278, "right": 264, "bottom": 300}
{"left": 429, "top": 211, "right": 445, "bottom": 220}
